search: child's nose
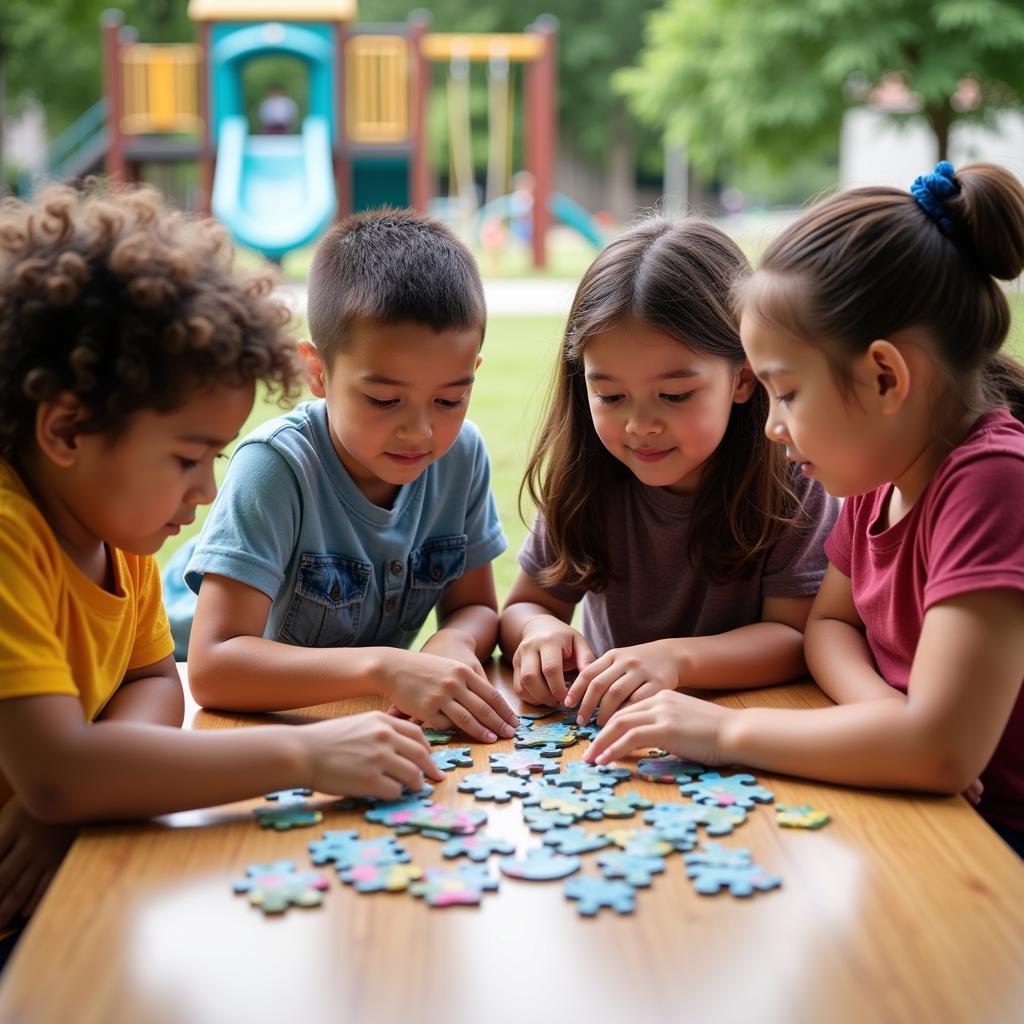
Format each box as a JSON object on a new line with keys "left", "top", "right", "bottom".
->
{"left": 627, "top": 408, "right": 661, "bottom": 435}
{"left": 399, "top": 408, "right": 432, "bottom": 441}
{"left": 188, "top": 465, "right": 218, "bottom": 506}
{"left": 765, "top": 410, "right": 788, "bottom": 443}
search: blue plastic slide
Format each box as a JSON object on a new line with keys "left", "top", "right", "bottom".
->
{"left": 473, "top": 191, "right": 606, "bottom": 250}
{"left": 212, "top": 114, "right": 336, "bottom": 261}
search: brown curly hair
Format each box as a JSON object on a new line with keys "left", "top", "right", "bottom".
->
{"left": 0, "top": 182, "right": 302, "bottom": 460}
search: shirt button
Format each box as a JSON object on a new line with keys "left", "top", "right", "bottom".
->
{"left": 385, "top": 597, "right": 397, "bottom": 612}
{"left": 390, "top": 560, "right": 404, "bottom": 576}
{"left": 330, "top": 584, "right": 341, "bottom": 600}
{"left": 431, "top": 567, "right": 443, "bottom": 581}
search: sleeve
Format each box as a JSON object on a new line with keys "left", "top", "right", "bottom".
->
{"left": 184, "top": 441, "right": 302, "bottom": 600}
{"left": 0, "top": 517, "right": 77, "bottom": 700}
{"left": 923, "top": 453, "right": 1024, "bottom": 610}
{"left": 823, "top": 496, "right": 855, "bottom": 577}
{"left": 126, "top": 555, "right": 175, "bottom": 670}
{"left": 761, "top": 476, "right": 841, "bottom": 597}
{"left": 461, "top": 423, "right": 508, "bottom": 571}
{"left": 517, "top": 512, "right": 588, "bottom": 604}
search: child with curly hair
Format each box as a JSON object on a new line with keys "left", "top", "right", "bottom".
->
{"left": 0, "top": 186, "right": 442, "bottom": 960}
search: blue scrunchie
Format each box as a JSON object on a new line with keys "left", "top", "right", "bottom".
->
{"left": 910, "top": 160, "right": 960, "bottom": 237}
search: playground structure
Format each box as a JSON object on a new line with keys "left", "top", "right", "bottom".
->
{"left": 37, "top": 1, "right": 607, "bottom": 267}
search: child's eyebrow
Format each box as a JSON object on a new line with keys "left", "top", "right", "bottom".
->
{"left": 177, "top": 433, "right": 234, "bottom": 447}
{"left": 361, "top": 373, "right": 475, "bottom": 387}
{"left": 584, "top": 369, "right": 700, "bottom": 382}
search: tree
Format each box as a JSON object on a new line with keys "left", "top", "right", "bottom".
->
{"left": 617, "top": 0, "right": 1024, "bottom": 177}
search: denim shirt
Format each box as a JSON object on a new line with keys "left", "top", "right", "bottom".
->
{"left": 185, "top": 401, "right": 506, "bottom": 649}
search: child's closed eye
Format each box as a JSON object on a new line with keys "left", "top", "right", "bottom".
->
{"left": 661, "top": 392, "right": 695, "bottom": 404}
{"left": 436, "top": 395, "right": 468, "bottom": 410}
{"left": 365, "top": 395, "right": 400, "bottom": 409}
{"left": 593, "top": 394, "right": 623, "bottom": 405}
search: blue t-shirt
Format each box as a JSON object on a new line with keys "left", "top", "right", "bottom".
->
{"left": 185, "top": 401, "right": 506, "bottom": 649}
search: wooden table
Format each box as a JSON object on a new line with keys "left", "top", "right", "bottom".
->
{"left": 1, "top": 663, "right": 1022, "bottom": 1024}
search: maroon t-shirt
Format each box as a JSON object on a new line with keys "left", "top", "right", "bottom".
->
{"left": 825, "top": 407, "right": 1024, "bottom": 831}
{"left": 520, "top": 470, "right": 837, "bottom": 656}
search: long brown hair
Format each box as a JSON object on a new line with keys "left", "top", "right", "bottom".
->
{"left": 738, "top": 163, "right": 1024, "bottom": 422}
{"left": 522, "top": 218, "right": 796, "bottom": 591}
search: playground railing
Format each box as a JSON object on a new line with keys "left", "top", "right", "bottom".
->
{"left": 48, "top": 99, "right": 110, "bottom": 178}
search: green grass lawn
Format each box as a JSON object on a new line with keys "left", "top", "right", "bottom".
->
{"left": 159, "top": 293, "right": 1024, "bottom": 605}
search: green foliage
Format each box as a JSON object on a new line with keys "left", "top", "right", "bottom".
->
{"left": 618, "top": 0, "right": 1024, "bottom": 176}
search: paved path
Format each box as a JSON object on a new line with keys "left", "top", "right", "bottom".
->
{"left": 277, "top": 278, "right": 578, "bottom": 319}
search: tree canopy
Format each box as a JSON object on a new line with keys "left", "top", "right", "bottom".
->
{"left": 618, "top": 0, "right": 1024, "bottom": 175}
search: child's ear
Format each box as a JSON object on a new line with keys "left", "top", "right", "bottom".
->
{"left": 864, "top": 339, "right": 910, "bottom": 414}
{"left": 35, "top": 393, "right": 85, "bottom": 468}
{"left": 475, "top": 353, "right": 484, "bottom": 372}
{"left": 732, "top": 363, "right": 757, "bottom": 404}
{"left": 298, "top": 340, "right": 327, "bottom": 398}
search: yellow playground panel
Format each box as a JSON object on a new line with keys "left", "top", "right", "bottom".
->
{"left": 345, "top": 35, "right": 409, "bottom": 144}
{"left": 187, "top": 0, "right": 356, "bottom": 20}
{"left": 120, "top": 45, "right": 203, "bottom": 135}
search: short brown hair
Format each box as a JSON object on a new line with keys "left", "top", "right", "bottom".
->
{"left": 307, "top": 209, "right": 486, "bottom": 363}
{"left": 0, "top": 183, "right": 302, "bottom": 459}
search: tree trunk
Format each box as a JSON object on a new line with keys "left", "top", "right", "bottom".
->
{"left": 926, "top": 102, "right": 952, "bottom": 164}
{"left": 0, "top": 34, "right": 6, "bottom": 196}
{"left": 607, "top": 100, "right": 636, "bottom": 222}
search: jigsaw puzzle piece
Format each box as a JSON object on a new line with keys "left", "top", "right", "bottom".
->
{"left": 409, "top": 864, "right": 499, "bottom": 907}
{"left": 603, "top": 828, "right": 675, "bottom": 858}
{"left": 596, "top": 850, "right": 666, "bottom": 887}
{"left": 499, "top": 847, "right": 582, "bottom": 881}
{"left": 564, "top": 874, "right": 636, "bottom": 916}
{"left": 233, "top": 861, "right": 330, "bottom": 914}
{"left": 775, "top": 804, "right": 831, "bottom": 829}
{"left": 636, "top": 755, "right": 707, "bottom": 784}
{"left": 543, "top": 762, "right": 632, "bottom": 793}
{"left": 431, "top": 747, "right": 474, "bottom": 772}
{"left": 339, "top": 862, "right": 424, "bottom": 893}
{"left": 252, "top": 802, "right": 323, "bottom": 831}
{"left": 541, "top": 825, "right": 614, "bottom": 856}
{"left": 683, "top": 842, "right": 782, "bottom": 896}
{"left": 441, "top": 834, "right": 517, "bottom": 862}
{"left": 308, "top": 830, "right": 411, "bottom": 869}
{"left": 488, "top": 751, "right": 561, "bottom": 777}
{"left": 457, "top": 772, "right": 535, "bottom": 803}
{"left": 679, "top": 772, "right": 775, "bottom": 809}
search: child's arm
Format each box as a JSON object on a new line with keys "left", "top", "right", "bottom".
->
{"left": 499, "top": 570, "right": 592, "bottom": 706}
{"left": 420, "top": 563, "right": 500, "bottom": 666}
{"left": 804, "top": 565, "right": 907, "bottom": 704}
{"left": 0, "top": 654, "right": 185, "bottom": 926}
{"left": 97, "top": 654, "right": 186, "bottom": 727}
{"left": 189, "top": 574, "right": 515, "bottom": 742}
{"left": 0, "top": 690, "right": 443, "bottom": 824}
{"left": 565, "top": 595, "right": 814, "bottom": 725}
{"left": 588, "top": 588, "right": 1024, "bottom": 794}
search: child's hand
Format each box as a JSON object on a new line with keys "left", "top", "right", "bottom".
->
{"left": 305, "top": 711, "right": 445, "bottom": 799}
{"left": 513, "top": 616, "right": 595, "bottom": 707}
{"left": 565, "top": 640, "right": 682, "bottom": 725}
{"left": 584, "top": 690, "right": 730, "bottom": 768}
{"left": 379, "top": 649, "right": 518, "bottom": 743}
{"left": 421, "top": 628, "right": 487, "bottom": 676}
{"left": 0, "top": 798, "right": 76, "bottom": 928}
{"left": 963, "top": 778, "right": 984, "bottom": 806}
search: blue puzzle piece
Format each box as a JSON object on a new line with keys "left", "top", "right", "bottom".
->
{"left": 457, "top": 772, "right": 535, "bottom": 803}
{"left": 308, "top": 830, "right": 411, "bottom": 869}
{"left": 431, "top": 747, "right": 474, "bottom": 772}
{"left": 597, "top": 850, "right": 666, "bottom": 887}
{"left": 541, "top": 826, "right": 614, "bottom": 856}
{"left": 334, "top": 784, "right": 434, "bottom": 812}
{"left": 488, "top": 751, "right": 561, "bottom": 777}
{"left": 514, "top": 721, "right": 579, "bottom": 751}
{"left": 542, "top": 762, "right": 632, "bottom": 793}
{"left": 363, "top": 791, "right": 435, "bottom": 826}
{"left": 564, "top": 874, "right": 637, "bottom": 916}
{"left": 588, "top": 790, "right": 654, "bottom": 819}
{"left": 517, "top": 707, "right": 561, "bottom": 721}
{"left": 523, "top": 806, "right": 578, "bottom": 832}
{"left": 603, "top": 828, "right": 676, "bottom": 858}
{"left": 499, "top": 847, "right": 582, "bottom": 881}
{"left": 441, "top": 834, "right": 517, "bottom": 862}
{"left": 264, "top": 788, "right": 314, "bottom": 803}
{"left": 684, "top": 842, "right": 782, "bottom": 897}
{"left": 233, "top": 860, "right": 330, "bottom": 914}
{"left": 636, "top": 755, "right": 707, "bottom": 784}
{"left": 338, "top": 862, "right": 424, "bottom": 893}
{"left": 409, "top": 864, "right": 499, "bottom": 907}
{"left": 252, "top": 802, "right": 323, "bottom": 831}
{"left": 679, "top": 772, "right": 775, "bottom": 809}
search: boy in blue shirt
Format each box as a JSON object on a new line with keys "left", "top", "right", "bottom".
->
{"left": 186, "top": 211, "right": 518, "bottom": 742}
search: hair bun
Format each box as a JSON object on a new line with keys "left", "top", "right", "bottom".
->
{"left": 950, "top": 163, "right": 1024, "bottom": 281}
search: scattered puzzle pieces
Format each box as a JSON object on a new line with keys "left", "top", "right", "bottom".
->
{"left": 775, "top": 804, "right": 831, "bottom": 829}
{"left": 597, "top": 850, "right": 666, "bottom": 887}
{"left": 636, "top": 755, "right": 707, "bottom": 784}
{"left": 431, "top": 747, "right": 474, "bottom": 772}
{"left": 409, "top": 864, "right": 499, "bottom": 907}
{"left": 441, "top": 834, "right": 517, "bottom": 862}
{"left": 389, "top": 804, "right": 489, "bottom": 837}
{"left": 499, "top": 847, "right": 582, "bottom": 881}
{"left": 252, "top": 802, "right": 324, "bottom": 831}
{"left": 541, "top": 826, "right": 613, "bottom": 856}
{"left": 589, "top": 790, "right": 654, "bottom": 819}
{"left": 338, "top": 862, "right": 424, "bottom": 893}
{"left": 683, "top": 842, "right": 782, "bottom": 897}
{"left": 603, "top": 828, "right": 675, "bottom": 859}
{"left": 233, "top": 861, "right": 330, "bottom": 914}
{"left": 542, "top": 762, "right": 632, "bottom": 793}
{"left": 564, "top": 874, "right": 637, "bottom": 916}
{"left": 458, "top": 772, "right": 535, "bottom": 803}
{"left": 522, "top": 806, "right": 578, "bottom": 832}
{"left": 679, "top": 772, "right": 775, "bottom": 809}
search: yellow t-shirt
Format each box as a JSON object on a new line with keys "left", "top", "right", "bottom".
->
{"left": 0, "top": 458, "right": 175, "bottom": 805}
